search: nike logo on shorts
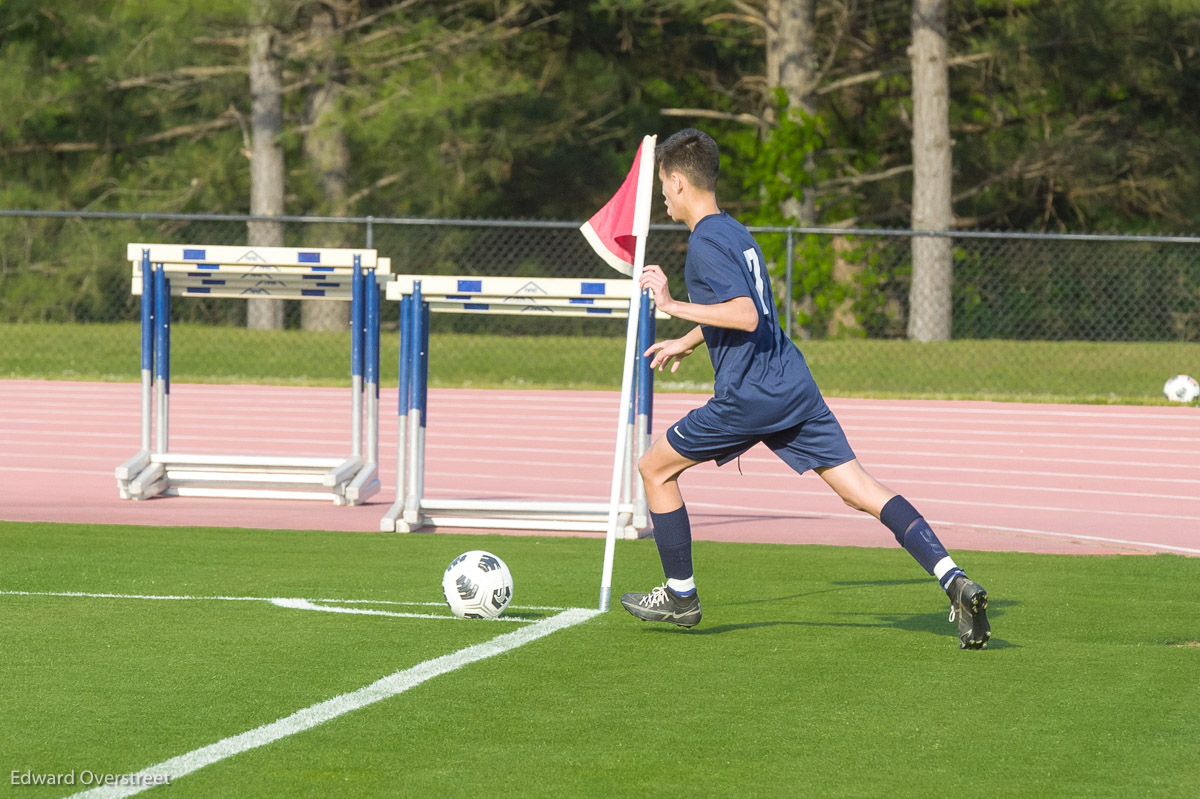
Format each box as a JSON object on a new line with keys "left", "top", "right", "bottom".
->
{"left": 672, "top": 425, "right": 686, "bottom": 439}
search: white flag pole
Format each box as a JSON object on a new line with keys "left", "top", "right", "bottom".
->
{"left": 598, "top": 238, "right": 648, "bottom": 611}
{"left": 599, "top": 135, "right": 655, "bottom": 612}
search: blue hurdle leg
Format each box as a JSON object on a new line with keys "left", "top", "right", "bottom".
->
{"left": 397, "top": 294, "right": 411, "bottom": 499}
{"left": 416, "top": 291, "right": 430, "bottom": 518}
{"left": 140, "top": 249, "right": 153, "bottom": 453}
{"left": 383, "top": 292, "right": 413, "bottom": 530}
{"left": 403, "top": 282, "right": 425, "bottom": 526}
{"left": 633, "top": 289, "right": 654, "bottom": 529}
{"left": 350, "top": 253, "right": 364, "bottom": 460}
{"left": 364, "top": 264, "right": 380, "bottom": 465}
{"left": 346, "top": 262, "right": 382, "bottom": 505}
{"left": 644, "top": 291, "right": 655, "bottom": 435}
{"left": 153, "top": 262, "right": 170, "bottom": 454}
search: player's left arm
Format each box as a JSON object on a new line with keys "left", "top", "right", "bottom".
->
{"left": 639, "top": 264, "right": 758, "bottom": 332}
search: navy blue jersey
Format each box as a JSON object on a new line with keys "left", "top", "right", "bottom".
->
{"left": 684, "top": 212, "right": 827, "bottom": 434}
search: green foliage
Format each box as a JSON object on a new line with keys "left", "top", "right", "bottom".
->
{"left": 952, "top": 239, "right": 1200, "bottom": 341}
{"left": 3, "top": 0, "right": 1200, "bottom": 231}
{"left": 729, "top": 99, "right": 895, "bottom": 338}
{"left": 946, "top": 0, "right": 1200, "bottom": 231}
{"left": 0, "top": 1, "right": 249, "bottom": 212}
{"left": 728, "top": 94, "right": 823, "bottom": 225}
{"left": 3, "top": 0, "right": 1200, "bottom": 331}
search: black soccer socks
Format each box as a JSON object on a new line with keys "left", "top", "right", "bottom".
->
{"left": 880, "top": 495, "right": 963, "bottom": 588}
{"left": 650, "top": 505, "right": 693, "bottom": 584}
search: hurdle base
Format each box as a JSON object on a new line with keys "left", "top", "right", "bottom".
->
{"left": 115, "top": 450, "right": 152, "bottom": 482}
{"left": 344, "top": 464, "right": 381, "bottom": 504}
{"left": 380, "top": 498, "right": 647, "bottom": 539}
{"left": 116, "top": 453, "right": 377, "bottom": 505}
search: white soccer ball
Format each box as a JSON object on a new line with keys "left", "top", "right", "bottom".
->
{"left": 441, "top": 550, "right": 514, "bottom": 619}
{"left": 1163, "top": 374, "right": 1200, "bottom": 403}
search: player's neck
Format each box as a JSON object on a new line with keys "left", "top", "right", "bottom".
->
{"left": 682, "top": 196, "right": 721, "bottom": 231}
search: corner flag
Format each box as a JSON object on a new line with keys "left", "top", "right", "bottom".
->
{"left": 579, "top": 135, "right": 657, "bottom": 275}
{"left": 580, "top": 134, "right": 657, "bottom": 612}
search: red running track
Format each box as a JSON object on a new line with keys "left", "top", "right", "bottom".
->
{"left": 1, "top": 379, "right": 1198, "bottom": 557}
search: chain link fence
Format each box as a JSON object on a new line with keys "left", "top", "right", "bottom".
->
{"left": 1, "top": 209, "right": 1197, "bottom": 402}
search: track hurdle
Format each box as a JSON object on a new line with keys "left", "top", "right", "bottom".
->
{"left": 115, "top": 243, "right": 391, "bottom": 505}
{"left": 380, "top": 276, "right": 659, "bottom": 538}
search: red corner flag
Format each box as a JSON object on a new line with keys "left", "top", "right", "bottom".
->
{"left": 579, "top": 135, "right": 657, "bottom": 275}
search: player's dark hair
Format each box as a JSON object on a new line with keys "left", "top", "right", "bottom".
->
{"left": 656, "top": 128, "right": 719, "bottom": 193}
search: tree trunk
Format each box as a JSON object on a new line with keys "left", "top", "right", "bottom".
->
{"left": 766, "top": 0, "right": 816, "bottom": 117}
{"left": 246, "top": 5, "right": 286, "bottom": 330}
{"left": 765, "top": 0, "right": 817, "bottom": 337}
{"left": 908, "top": 0, "right": 953, "bottom": 342}
{"left": 301, "top": 4, "right": 352, "bottom": 333}
{"left": 766, "top": 0, "right": 817, "bottom": 224}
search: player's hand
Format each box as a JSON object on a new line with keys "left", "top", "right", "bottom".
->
{"left": 644, "top": 337, "right": 695, "bottom": 373}
{"left": 639, "top": 264, "right": 675, "bottom": 313}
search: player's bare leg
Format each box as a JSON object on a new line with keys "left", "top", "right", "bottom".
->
{"left": 637, "top": 433, "right": 700, "bottom": 513}
{"left": 621, "top": 434, "right": 703, "bottom": 627}
{"left": 813, "top": 458, "right": 896, "bottom": 518}
{"left": 816, "top": 458, "right": 990, "bottom": 649}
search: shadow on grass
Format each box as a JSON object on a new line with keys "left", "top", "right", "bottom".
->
{"left": 645, "top": 597, "right": 1019, "bottom": 649}
{"left": 724, "top": 578, "right": 929, "bottom": 607}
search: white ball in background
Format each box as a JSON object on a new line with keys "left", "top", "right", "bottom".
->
{"left": 1163, "top": 374, "right": 1200, "bottom": 403}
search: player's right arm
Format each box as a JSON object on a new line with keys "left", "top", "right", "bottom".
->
{"left": 640, "top": 263, "right": 759, "bottom": 333}
{"left": 644, "top": 325, "right": 705, "bottom": 373}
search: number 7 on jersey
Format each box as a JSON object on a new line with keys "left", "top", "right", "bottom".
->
{"left": 743, "top": 248, "right": 770, "bottom": 316}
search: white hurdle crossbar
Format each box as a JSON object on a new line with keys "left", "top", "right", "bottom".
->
{"left": 380, "top": 276, "right": 660, "bottom": 538}
{"left": 115, "top": 243, "right": 391, "bottom": 505}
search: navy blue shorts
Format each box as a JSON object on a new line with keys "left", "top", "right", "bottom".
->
{"left": 665, "top": 404, "right": 856, "bottom": 475}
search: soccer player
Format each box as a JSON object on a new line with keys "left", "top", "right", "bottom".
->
{"left": 620, "top": 128, "right": 991, "bottom": 649}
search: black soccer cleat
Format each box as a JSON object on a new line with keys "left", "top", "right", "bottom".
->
{"left": 947, "top": 575, "right": 990, "bottom": 649}
{"left": 620, "top": 585, "right": 702, "bottom": 628}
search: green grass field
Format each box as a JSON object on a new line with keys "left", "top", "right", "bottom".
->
{"left": 3, "top": 322, "right": 1200, "bottom": 404}
{"left": 3, "top": 521, "right": 1197, "bottom": 797}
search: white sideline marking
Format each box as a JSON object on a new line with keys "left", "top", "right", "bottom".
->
{"left": 268, "top": 597, "right": 538, "bottom": 624}
{"left": 319, "top": 598, "right": 571, "bottom": 612}
{"left": 0, "top": 590, "right": 568, "bottom": 616}
{"left": 64, "top": 606, "right": 600, "bottom": 799}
